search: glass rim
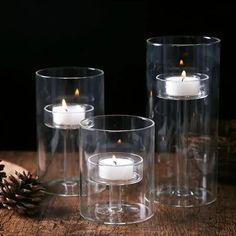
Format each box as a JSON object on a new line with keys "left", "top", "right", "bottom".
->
{"left": 156, "top": 73, "right": 209, "bottom": 82}
{"left": 80, "top": 114, "right": 155, "bottom": 132}
{"left": 36, "top": 66, "right": 104, "bottom": 80}
{"left": 44, "top": 103, "right": 94, "bottom": 114}
{"left": 146, "top": 35, "right": 221, "bottom": 47}
{"left": 88, "top": 152, "right": 144, "bottom": 167}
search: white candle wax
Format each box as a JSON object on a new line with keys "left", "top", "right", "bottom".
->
{"left": 166, "top": 75, "right": 200, "bottom": 97}
{"left": 99, "top": 156, "right": 134, "bottom": 181}
{"left": 52, "top": 103, "right": 85, "bottom": 126}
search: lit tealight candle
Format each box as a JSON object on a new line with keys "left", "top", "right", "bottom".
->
{"left": 166, "top": 70, "right": 200, "bottom": 97}
{"left": 52, "top": 99, "right": 85, "bottom": 126}
{"left": 99, "top": 155, "right": 134, "bottom": 181}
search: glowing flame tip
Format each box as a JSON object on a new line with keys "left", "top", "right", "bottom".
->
{"left": 62, "top": 99, "right": 68, "bottom": 111}
{"left": 117, "top": 139, "right": 122, "bottom": 144}
{"left": 181, "top": 70, "right": 186, "bottom": 81}
{"left": 75, "top": 88, "right": 80, "bottom": 96}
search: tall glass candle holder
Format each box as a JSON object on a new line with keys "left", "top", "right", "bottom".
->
{"left": 36, "top": 67, "right": 104, "bottom": 196}
{"left": 146, "top": 36, "right": 220, "bottom": 207}
{"left": 79, "top": 115, "right": 155, "bottom": 224}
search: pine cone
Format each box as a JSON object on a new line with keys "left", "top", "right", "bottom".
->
{"left": 0, "top": 160, "right": 6, "bottom": 184}
{"left": 0, "top": 160, "right": 7, "bottom": 207}
{"left": 0, "top": 171, "right": 46, "bottom": 216}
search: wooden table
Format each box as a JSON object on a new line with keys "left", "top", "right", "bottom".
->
{"left": 0, "top": 151, "right": 235, "bottom": 236}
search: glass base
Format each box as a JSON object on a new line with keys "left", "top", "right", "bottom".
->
{"left": 44, "top": 178, "right": 80, "bottom": 196}
{"left": 155, "top": 187, "right": 216, "bottom": 207}
{"left": 81, "top": 203, "right": 153, "bottom": 224}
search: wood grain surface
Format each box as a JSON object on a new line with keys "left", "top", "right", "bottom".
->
{"left": 0, "top": 150, "right": 236, "bottom": 236}
{"left": 0, "top": 121, "right": 236, "bottom": 235}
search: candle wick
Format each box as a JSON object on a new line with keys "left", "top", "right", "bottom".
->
{"left": 182, "top": 76, "right": 185, "bottom": 82}
{"left": 113, "top": 160, "right": 117, "bottom": 165}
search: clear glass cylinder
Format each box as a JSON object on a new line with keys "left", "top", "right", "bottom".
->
{"left": 146, "top": 36, "right": 220, "bottom": 207}
{"left": 79, "top": 115, "right": 155, "bottom": 224}
{"left": 36, "top": 67, "right": 104, "bottom": 196}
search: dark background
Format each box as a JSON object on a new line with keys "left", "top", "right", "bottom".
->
{"left": 0, "top": 1, "right": 235, "bottom": 150}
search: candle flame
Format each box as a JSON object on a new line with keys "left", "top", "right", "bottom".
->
{"left": 179, "top": 59, "right": 184, "bottom": 66}
{"left": 117, "top": 139, "right": 122, "bottom": 144}
{"left": 75, "top": 88, "right": 80, "bottom": 96}
{"left": 150, "top": 90, "right": 153, "bottom": 97}
{"left": 62, "top": 99, "right": 68, "bottom": 111}
{"left": 112, "top": 155, "right": 117, "bottom": 165}
{"left": 181, "top": 70, "right": 186, "bottom": 81}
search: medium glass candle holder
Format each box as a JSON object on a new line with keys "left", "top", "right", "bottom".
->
{"left": 146, "top": 36, "right": 220, "bottom": 207}
{"left": 79, "top": 115, "right": 155, "bottom": 224}
{"left": 36, "top": 67, "right": 104, "bottom": 196}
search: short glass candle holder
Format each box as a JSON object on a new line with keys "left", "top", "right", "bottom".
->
{"left": 36, "top": 67, "right": 104, "bottom": 196}
{"left": 146, "top": 36, "right": 220, "bottom": 207}
{"left": 79, "top": 115, "right": 155, "bottom": 224}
